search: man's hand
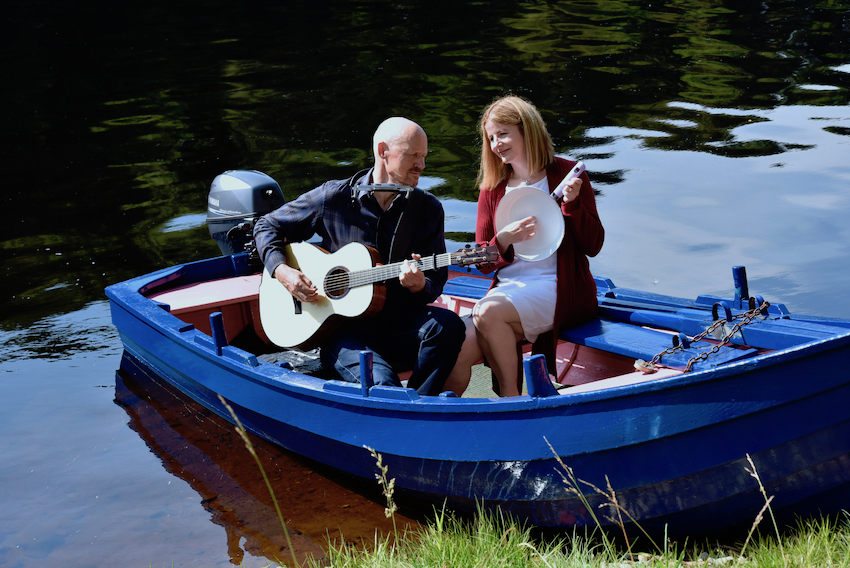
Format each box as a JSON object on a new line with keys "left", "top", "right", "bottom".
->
{"left": 399, "top": 254, "right": 426, "bottom": 293}
{"left": 274, "top": 263, "right": 320, "bottom": 303}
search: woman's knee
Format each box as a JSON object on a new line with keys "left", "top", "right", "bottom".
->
{"left": 472, "top": 296, "right": 508, "bottom": 332}
{"left": 472, "top": 297, "right": 493, "bottom": 327}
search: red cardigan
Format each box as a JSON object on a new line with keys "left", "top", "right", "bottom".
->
{"left": 475, "top": 157, "right": 605, "bottom": 375}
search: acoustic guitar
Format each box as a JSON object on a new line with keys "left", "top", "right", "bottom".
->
{"left": 259, "top": 241, "right": 498, "bottom": 350}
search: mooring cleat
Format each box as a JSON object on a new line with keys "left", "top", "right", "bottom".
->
{"left": 634, "top": 359, "right": 657, "bottom": 374}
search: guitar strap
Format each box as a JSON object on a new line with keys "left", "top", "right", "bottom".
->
{"left": 389, "top": 188, "right": 425, "bottom": 263}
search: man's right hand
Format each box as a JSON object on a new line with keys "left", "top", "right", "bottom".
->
{"left": 273, "top": 264, "right": 320, "bottom": 303}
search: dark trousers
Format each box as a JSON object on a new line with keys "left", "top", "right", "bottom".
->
{"left": 320, "top": 305, "right": 465, "bottom": 396}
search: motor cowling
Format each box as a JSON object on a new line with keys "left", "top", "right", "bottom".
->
{"left": 206, "top": 170, "right": 286, "bottom": 256}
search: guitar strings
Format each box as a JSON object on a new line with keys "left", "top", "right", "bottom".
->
{"left": 320, "top": 246, "right": 494, "bottom": 293}
{"left": 323, "top": 255, "right": 447, "bottom": 292}
{"left": 322, "top": 252, "right": 455, "bottom": 293}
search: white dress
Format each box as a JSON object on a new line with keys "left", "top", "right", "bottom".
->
{"left": 485, "top": 177, "right": 558, "bottom": 344}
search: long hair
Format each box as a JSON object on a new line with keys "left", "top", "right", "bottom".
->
{"left": 477, "top": 96, "right": 555, "bottom": 191}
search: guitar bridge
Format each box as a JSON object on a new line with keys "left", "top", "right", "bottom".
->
{"left": 292, "top": 295, "right": 302, "bottom": 315}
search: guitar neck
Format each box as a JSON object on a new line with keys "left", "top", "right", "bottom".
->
{"left": 348, "top": 252, "right": 456, "bottom": 288}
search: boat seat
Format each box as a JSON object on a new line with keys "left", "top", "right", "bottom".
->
{"left": 147, "top": 274, "right": 268, "bottom": 344}
{"left": 560, "top": 317, "right": 759, "bottom": 371}
{"left": 442, "top": 275, "right": 491, "bottom": 301}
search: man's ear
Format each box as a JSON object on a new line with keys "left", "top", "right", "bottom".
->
{"left": 377, "top": 141, "right": 388, "bottom": 159}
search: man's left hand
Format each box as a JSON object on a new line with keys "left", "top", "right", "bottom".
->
{"left": 399, "top": 254, "right": 426, "bottom": 293}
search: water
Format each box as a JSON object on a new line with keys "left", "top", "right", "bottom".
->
{"left": 2, "top": 0, "right": 849, "bottom": 565}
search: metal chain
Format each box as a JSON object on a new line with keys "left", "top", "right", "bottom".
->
{"left": 635, "top": 301, "right": 771, "bottom": 374}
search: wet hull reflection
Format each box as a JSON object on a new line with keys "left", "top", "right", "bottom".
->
{"left": 114, "top": 353, "right": 416, "bottom": 565}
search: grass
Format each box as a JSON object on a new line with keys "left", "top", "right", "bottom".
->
{"left": 309, "top": 511, "right": 850, "bottom": 568}
{"left": 221, "top": 396, "right": 850, "bottom": 568}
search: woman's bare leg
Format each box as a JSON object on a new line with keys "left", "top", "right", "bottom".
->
{"left": 443, "top": 318, "right": 483, "bottom": 397}
{"left": 473, "top": 295, "right": 525, "bottom": 397}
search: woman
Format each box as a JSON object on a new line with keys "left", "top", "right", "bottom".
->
{"left": 444, "top": 96, "right": 604, "bottom": 397}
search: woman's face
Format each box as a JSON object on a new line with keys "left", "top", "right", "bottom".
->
{"left": 484, "top": 119, "right": 525, "bottom": 166}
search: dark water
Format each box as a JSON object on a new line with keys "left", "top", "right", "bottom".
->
{"left": 2, "top": 0, "right": 849, "bottom": 565}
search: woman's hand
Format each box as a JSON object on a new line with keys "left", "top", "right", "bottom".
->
{"left": 496, "top": 215, "right": 537, "bottom": 253}
{"left": 561, "top": 177, "right": 582, "bottom": 203}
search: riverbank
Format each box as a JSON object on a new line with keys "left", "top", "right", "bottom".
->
{"left": 289, "top": 506, "right": 850, "bottom": 568}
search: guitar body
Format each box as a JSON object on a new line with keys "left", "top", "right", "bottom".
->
{"left": 259, "top": 242, "right": 386, "bottom": 350}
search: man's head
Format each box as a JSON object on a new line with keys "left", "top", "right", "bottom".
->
{"left": 373, "top": 117, "right": 427, "bottom": 187}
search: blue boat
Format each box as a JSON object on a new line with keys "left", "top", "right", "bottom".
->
{"left": 105, "top": 171, "right": 850, "bottom": 537}
{"left": 105, "top": 249, "right": 850, "bottom": 538}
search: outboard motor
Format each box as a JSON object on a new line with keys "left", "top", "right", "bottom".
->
{"left": 206, "top": 170, "right": 286, "bottom": 256}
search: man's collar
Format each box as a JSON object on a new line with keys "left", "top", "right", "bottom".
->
{"left": 353, "top": 169, "right": 413, "bottom": 210}
{"left": 354, "top": 168, "right": 376, "bottom": 200}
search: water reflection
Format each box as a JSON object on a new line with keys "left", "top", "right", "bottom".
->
{"left": 114, "top": 354, "right": 417, "bottom": 566}
{"left": 582, "top": 97, "right": 850, "bottom": 318}
{"left": 5, "top": 0, "right": 849, "bottom": 330}
{"left": 159, "top": 213, "right": 208, "bottom": 233}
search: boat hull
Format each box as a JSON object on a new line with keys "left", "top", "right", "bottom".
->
{"left": 107, "top": 255, "right": 850, "bottom": 538}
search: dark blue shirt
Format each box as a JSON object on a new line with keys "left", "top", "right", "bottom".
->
{"left": 253, "top": 169, "right": 448, "bottom": 310}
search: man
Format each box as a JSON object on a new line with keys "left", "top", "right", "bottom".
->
{"left": 253, "top": 117, "right": 465, "bottom": 395}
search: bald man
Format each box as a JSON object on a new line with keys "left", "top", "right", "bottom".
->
{"left": 254, "top": 117, "right": 465, "bottom": 395}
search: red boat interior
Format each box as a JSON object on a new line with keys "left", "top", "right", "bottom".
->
{"left": 145, "top": 269, "right": 697, "bottom": 396}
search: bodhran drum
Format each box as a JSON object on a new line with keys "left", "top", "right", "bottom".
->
{"left": 494, "top": 186, "right": 564, "bottom": 261}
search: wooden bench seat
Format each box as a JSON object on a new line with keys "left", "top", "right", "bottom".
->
{"left": 147, "top": 274, "right": 267, "bottom": 343}
{"left": 442, "top": 275, "right": 492, "bottom": 299}
{"left": 560, "top": 318, "right": 759, "bottom": 371}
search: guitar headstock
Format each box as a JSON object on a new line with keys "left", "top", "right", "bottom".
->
{"left": 452, "top": 244, "right": 499, "bottom": 267}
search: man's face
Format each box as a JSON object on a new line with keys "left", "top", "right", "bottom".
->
{"left": 382, "top": 130, "right": 427, "bottom": 187}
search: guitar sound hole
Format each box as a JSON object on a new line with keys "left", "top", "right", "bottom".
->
{"left": 325, "top": 267, "right": 350, "bottom": 299}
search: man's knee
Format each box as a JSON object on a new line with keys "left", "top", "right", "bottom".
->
{"left": 445, "top": 312, "right": 467, "bottom": 346}
{"left": 423, "top": 309, "right": 465, "bottom": 345}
